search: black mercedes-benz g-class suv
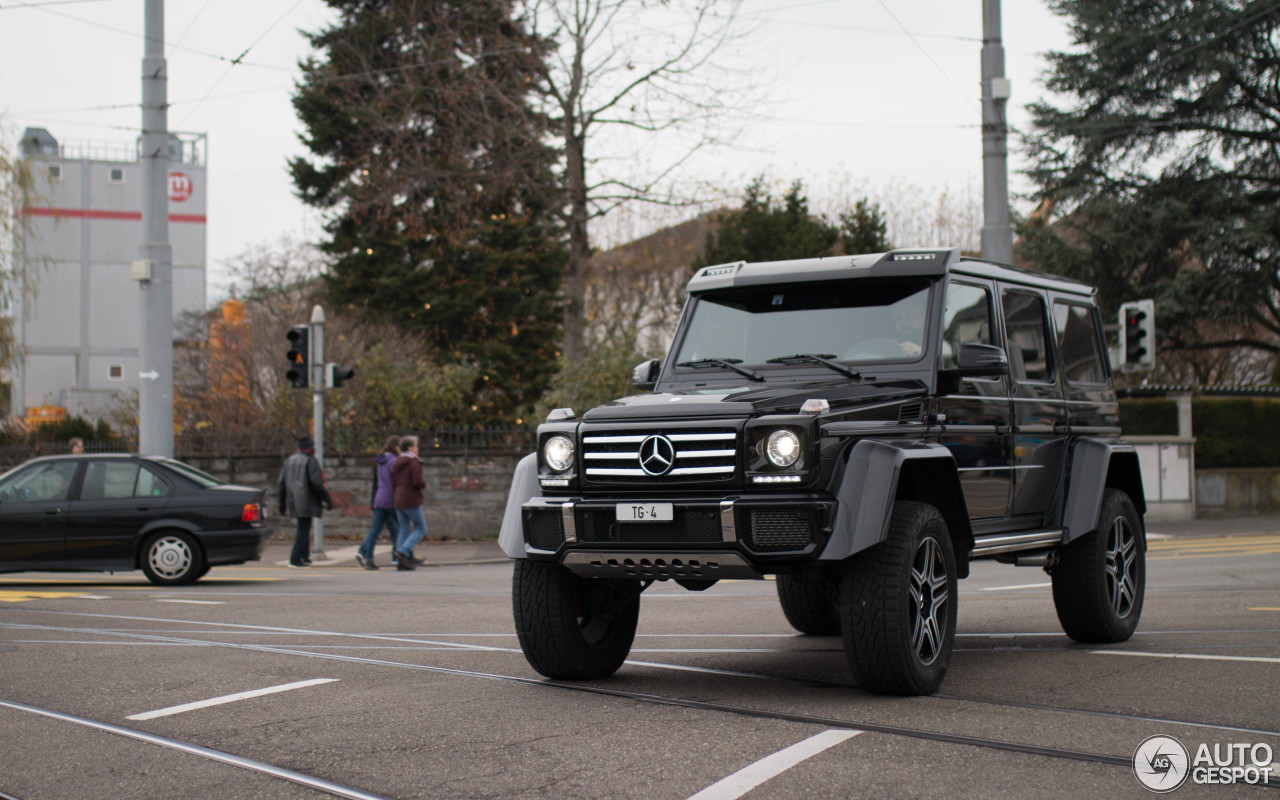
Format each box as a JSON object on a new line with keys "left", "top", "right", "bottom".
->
{"left": 500, "top": 248, "right": 1146, "bottom": 696}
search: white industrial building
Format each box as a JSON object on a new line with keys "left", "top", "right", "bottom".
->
{"left": 12, "top": 127, "right": 207, "bottom": 423}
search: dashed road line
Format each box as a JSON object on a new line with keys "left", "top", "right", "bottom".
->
{"left": 127, "top": 678, "right": 339, "bottom": 721}
{"left": 1093, "top": 650, "right": 1280, "bottom": 665}
{"left": 687, "top": 730, "right": 863, "bottom": 800}
{"left": 0, "top": 698, "right": 389, "bottom": 800}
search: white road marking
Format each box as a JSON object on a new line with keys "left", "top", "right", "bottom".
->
{"left": 1094, "top": 650, "right": 1280, "bottom": 665}
{"left": 625, "top": 660, "right": 773, "bottom": 679}
{"left": 687, "top": 730, "right": 862, "bottom": 800}
{"left": 979, "top": 582, "right": 1051, "bottom": 592}
{"left": 126, "top": 678, "right": 339, "bottom": 721}
{"left": 154, "top": 599, "right": 226, "bottom": 605}
{"left": 0, "top": 698, "right": 389, "bottom": 800}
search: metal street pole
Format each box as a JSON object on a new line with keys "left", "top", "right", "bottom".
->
{"left": 137, "top": 0, "right": 174, "bottom": 456}
{"left": 310, "top": 304, "right": 325, "bottom": 557}
{"left": 980, "top": 0, "right": 1014, "bottom": 265}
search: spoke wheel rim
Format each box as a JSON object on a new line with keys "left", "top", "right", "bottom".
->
{"left": 1104, "top": 517, "right": 1138, "bottom": 618}
{"left": 908, "top": 536, "right": 949, "bottom": 665}
{"left": 150, "top": 536, "right": 192, "bottom": 579}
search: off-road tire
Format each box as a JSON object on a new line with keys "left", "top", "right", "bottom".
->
{"left": 839, "top": 501, "right": 957, "bottom": 695}
{"left": 513, "top": 559, "right": 640, "bottom": 680}
{"left": 777, "top": 574, "right": 840, "bottom": 635}
{"left": 1052, "top": 489, "right": 1145, "bottom": 643}
{"left": 140, "top": 531, "right": 205, "bottom": 586}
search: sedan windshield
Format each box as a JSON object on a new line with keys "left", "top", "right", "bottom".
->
{"left": 674, "top": 279, "right": 931, "bottom": 368}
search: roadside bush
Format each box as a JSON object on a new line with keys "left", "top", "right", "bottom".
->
{"left": 1120, "top": 397, "right": 1280, "bottom": 468}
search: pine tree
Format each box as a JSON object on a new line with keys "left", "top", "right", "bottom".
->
{"left": 1021, "top": 0, "right": 1280, "bottom": 375}
{"left": 290, "top": 0, "right": 565, "bottom": 417}
{"left": 693, "top": 178, "right": 838, "bottom": 269}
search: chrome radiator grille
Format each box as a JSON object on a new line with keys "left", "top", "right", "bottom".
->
{"left": 582, "top": 428, "right": 737, "bottom": 483}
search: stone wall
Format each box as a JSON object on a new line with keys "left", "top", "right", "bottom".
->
{"left": 1196, "top": 468, "right": 1280, "bottom": 517}
{"left": 186, "top": 452, "right": 525, "bottom": 541}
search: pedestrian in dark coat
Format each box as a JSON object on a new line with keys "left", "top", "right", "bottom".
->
{"left": 356, "top": 435, "right": 400, "bottom": 570}
{"left": 277, "top": 436, "right": 332, "bottom": 568}
{"left": 390, "top": 435, "right": 427, "bottom": 570}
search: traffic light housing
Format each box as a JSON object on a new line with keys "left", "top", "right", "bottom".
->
{"left": 285, "top": 326, "right": 309, "bottom": 388}
{"left": 1119, "top": 299, "right": 1156, "bottom": 370}
{"left": 326, "top": 363, "right": 355, "bottom": 388}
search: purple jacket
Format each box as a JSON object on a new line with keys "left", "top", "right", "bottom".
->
{"left": 371, "top": 452, "right": 396, "bottom": 509}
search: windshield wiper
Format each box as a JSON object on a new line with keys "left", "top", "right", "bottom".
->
{"left": 766, "top": 353, "right": 862, "bottom": 380}
{"left": 675, "top": 358, "right": 765, "bottom": 382}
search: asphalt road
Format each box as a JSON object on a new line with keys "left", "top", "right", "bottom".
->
{"left": 1, "top": 518, "right": 1278, "bottom": 800}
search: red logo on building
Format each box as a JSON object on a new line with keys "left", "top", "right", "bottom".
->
{"left": 168, "top": 171, "right": 193, "bottom": 202}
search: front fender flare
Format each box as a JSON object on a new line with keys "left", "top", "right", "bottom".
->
{"left": 499, "top": 452, "right": 539, "bottom": 558}
{"left": 820, "top": 439, "right": 971, "bottom": 561}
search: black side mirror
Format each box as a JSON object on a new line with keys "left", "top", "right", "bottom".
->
{"left": 939, "top": 343, "right": 1008, "bottom": 393}
{"left": 632, "top": 359, "right": 661, "bottom": 391}
{"left": 954, "top": 343, "right": 1009, "bottom": 375}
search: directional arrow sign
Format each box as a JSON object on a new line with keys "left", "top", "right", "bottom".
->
{"left": 139, "top": 370, "right": 160, "bottom": 381}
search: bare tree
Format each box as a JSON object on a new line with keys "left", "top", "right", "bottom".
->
{"left": 526, "top": 0, "right": 751, "bottom": 362}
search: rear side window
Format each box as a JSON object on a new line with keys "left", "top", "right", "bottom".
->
{"left": 1053, "top": 302, "right": 1107, "bottom": 385}
{"left": 136, "top": 467, "right": 171, "bottom": 498}
{"left": 1001, "top": 291, "right": 1054, "bottom": 382}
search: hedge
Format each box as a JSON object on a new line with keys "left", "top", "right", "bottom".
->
{"left": 1118, "top": 397, "right": 1280, "bottom": 469}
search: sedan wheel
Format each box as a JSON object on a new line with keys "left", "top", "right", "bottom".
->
{"left": 141, "top": 532, "right": 205, "bottom": 586}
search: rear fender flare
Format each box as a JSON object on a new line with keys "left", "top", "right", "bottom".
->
{"left": 1062, "top": 439, "right": 1147, "bottom": 543}
{"left": 820, "top": 440, "right": 972, "bottom": 563}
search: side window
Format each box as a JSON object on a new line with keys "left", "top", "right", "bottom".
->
{"left": 940, "top": 282, "right": 994, "bottom": 370}
{"left": 1001, "top": 291, "right": 1054, "bottom": 382}
{"left": 0, "top": 462, "right": 79, "bottom": 503}
{"left": 135, "top": 467, "right": 171, "bottom": 498}
{"left": 1053, "top": 302, "right": 1106, "bottom": 385}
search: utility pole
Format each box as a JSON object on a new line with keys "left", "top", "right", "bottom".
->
{"left": 980, "top": 0, "right": 1014, "bottom": 265}
{"left": 136, "top": 0, "right": 174, "bottom": 456}
{"left": 310, "top": 304, "right": 326, "bottom": 558}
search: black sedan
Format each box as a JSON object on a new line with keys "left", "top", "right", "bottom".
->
{"left": 0, "top": 454, "right": 273, "bottom": 585}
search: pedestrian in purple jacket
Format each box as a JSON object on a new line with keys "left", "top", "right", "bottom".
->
{"left": 356, "top": 435, "right": 401, "bottom": 570}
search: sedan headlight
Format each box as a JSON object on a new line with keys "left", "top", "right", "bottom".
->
{"left": 765, "top": 429, "right": 801, "bottom": 468}
{"left": 543, "top": 435, "right": 575, "bottom": 472}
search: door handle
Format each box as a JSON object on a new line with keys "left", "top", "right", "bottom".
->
{"left": 45, "top": 508, "right": 62, "bottom": 515}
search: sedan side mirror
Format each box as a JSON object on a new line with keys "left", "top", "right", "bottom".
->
{"left": 632, "top": 358, "right": 661, "bottom": 391}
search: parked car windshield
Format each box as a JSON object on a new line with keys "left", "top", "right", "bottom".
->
{"left": 156, "top": 458, "right": 225, "bottom": 488}
{"left": 674, "top": 278, "right": 931, "bottom": 368}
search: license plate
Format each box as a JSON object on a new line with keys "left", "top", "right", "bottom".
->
{"left": 616, "top": 502, "right": 673, "bottom": 522}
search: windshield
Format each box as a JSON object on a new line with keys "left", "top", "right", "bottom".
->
{"left": 674, "top": 279, "right": 931, "bottom": 368}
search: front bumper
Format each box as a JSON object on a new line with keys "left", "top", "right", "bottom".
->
{"left": 521, "top": 494, "right": 835, "bottom": 578}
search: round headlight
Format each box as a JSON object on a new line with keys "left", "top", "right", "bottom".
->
{"left": 543, "top": 435, "right": 575, "bottom": 472}
{"left": 765, "top": 429, "right": 801, "bottom": 468}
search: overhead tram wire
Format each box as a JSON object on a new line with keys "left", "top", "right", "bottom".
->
{"left": 174, "top": 0, "right": 307, "bottom": 130}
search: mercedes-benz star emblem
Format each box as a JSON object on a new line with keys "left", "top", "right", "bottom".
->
{"left": 638, "top": 435, "right": 676, "bottom": 476}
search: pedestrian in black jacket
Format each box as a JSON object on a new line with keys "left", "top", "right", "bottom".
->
{"left": 277, "top": 436, "right": 332, "bottom": 568}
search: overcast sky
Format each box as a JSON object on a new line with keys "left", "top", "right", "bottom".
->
{"left": 0, "top": 0, "right": 1073, "bottom": 303}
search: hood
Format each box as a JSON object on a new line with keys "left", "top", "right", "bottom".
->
{"left": 582, "top": 380, "right": 927, "bottom": 421}
{"left": 376, "top": 453, "right": 397, "bottom": 466}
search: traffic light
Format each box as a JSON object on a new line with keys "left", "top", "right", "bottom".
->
{"left": 1119, "top": 299, "right": 1156, "bottom": 370}
{"left": 325, "top": 363, "right": 355, "bottom": 388}
{"left": 285, "top": 326, "right": 309, "bottom": 388}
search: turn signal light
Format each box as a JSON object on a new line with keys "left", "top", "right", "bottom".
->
{"left": 242, "top": 503, "right": 262, "bottom": 522}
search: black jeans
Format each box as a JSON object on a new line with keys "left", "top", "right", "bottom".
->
{"left": 291, "top": 517, "right": 313, "bottom": 564}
